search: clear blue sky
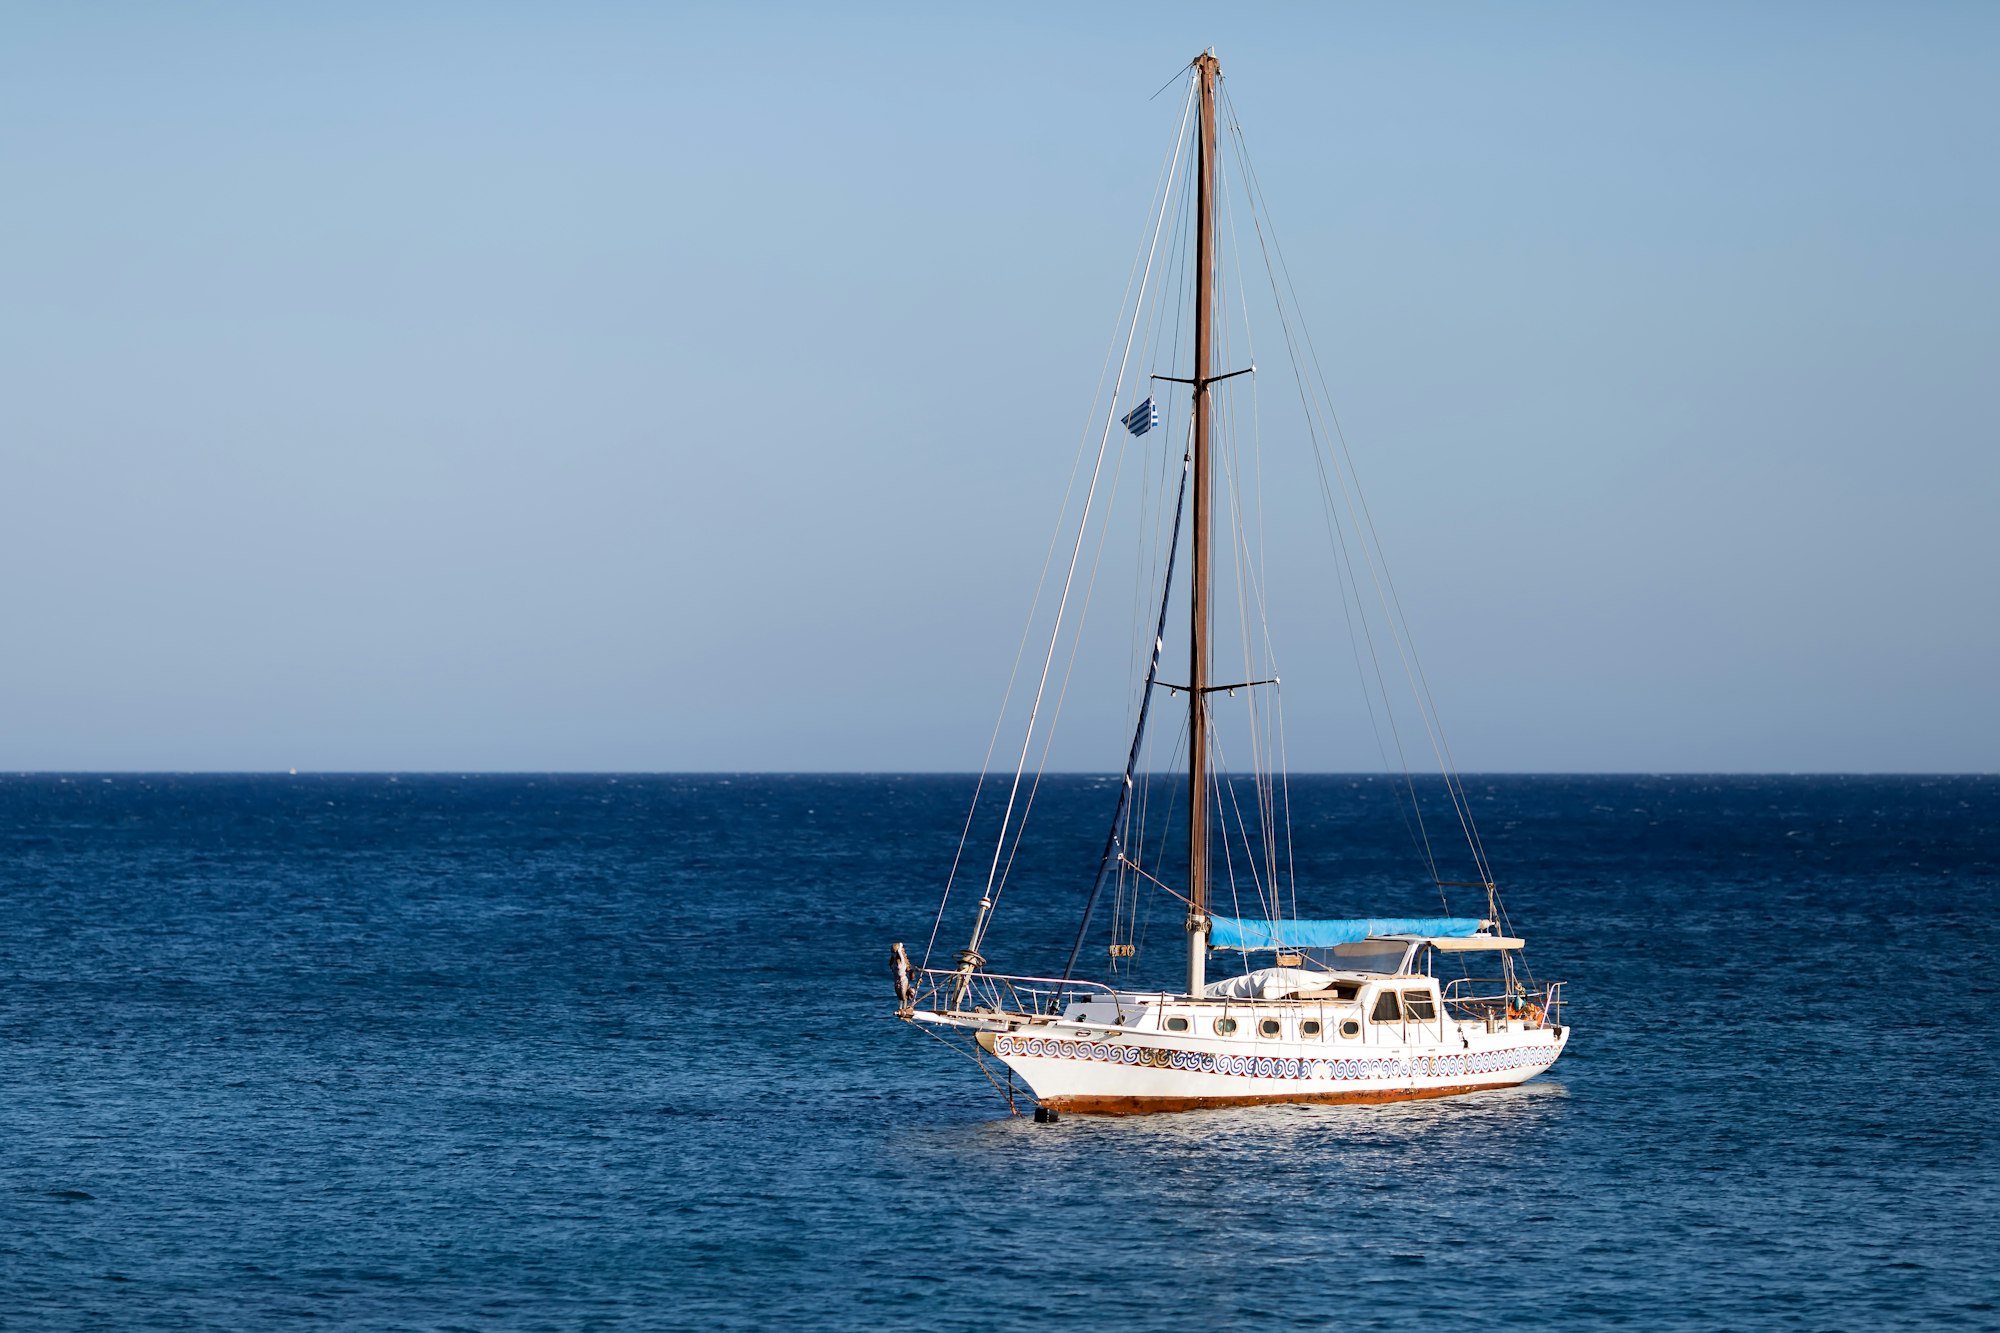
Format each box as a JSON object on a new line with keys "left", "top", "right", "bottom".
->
{"left": 1, "top": 3, "right": 1994, "bottom": 772}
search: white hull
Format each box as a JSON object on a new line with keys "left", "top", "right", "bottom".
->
{"left": 979, "top": 1020, "right": 1565, "bottom": 1113}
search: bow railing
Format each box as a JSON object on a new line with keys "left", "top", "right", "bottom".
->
{"left": 900, "top": 967, "right": 1118, "bottom": 1021}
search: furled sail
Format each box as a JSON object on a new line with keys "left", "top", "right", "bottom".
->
{"left": 1208, "top": 916, "right": 1485, "bottom": 950}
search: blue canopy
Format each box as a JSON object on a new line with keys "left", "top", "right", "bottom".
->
{"left": 1209, "top": 916, "right": 1485, "bottom": 950}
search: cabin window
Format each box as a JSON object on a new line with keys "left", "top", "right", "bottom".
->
{"left": 1301, "top": 1020, "right": 1323, "bottom": 1038}
{"left": 1258, "top": 1018, "right": 1282, "bottom": 1038}
{"left": 1330, "top": 940, "right": 1410, "bottom": 974}
{"left": 1403, "top": 991, "right": 1437, "bottom": 1021}
{"left": 1164, "top": 1016, "right": 1190, "bottom": 1033}
{"left": 1214, "top": 1017, "right": 1238, "bottom": 1036}
{"left": 1339, "top": 1020, "right": 1361, "bottom": 1038}
{"left": 1370, "top": 992, "right": 1402, "bottom": 1023}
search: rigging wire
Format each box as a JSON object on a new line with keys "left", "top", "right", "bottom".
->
{"left": 1220, "top": 78, "right": 1508, "bottom": 934}
{"left": 922, "top": 77, "right": 1198, "bottom": 970}
{"left": 948, "top": 66, "right": 1526, "bottom": 997}
{"left": 1217, "top": 82, "right": 1455, "bottom": 896}
{"left": 962, "top": 76, "right": 1199, "bottom": 965}
{"left": 1058, "top": 441, "right": 1190, "bottom": 990}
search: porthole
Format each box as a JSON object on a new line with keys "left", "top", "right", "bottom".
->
{"left": 1258, "top": 1018, "right": 1282, "bottom": 1038}
{"left": 1165, "top": 1016, "right": 1190, "bottom": 1033}
{"left": 1214, "top": 1017, "right": 1238, "bottom": 1036}
{"left": 1301, "top": 1020, "right": 1322, "bottom": 1038}
{"left": 1339, "top": 1020, "right": 1361, "bottom": 1038}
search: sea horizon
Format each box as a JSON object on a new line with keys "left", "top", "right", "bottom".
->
{"left": 7, "top": 768, "right": 1996, "bottom": 777}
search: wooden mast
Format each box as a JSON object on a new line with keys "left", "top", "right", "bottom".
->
{"left": 1186, "top": 51, "right": 1219, "bottom": 998}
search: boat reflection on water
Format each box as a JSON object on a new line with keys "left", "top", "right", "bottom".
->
{"left": 960, "top": 1077, "right": 1573, "bottom": 1157}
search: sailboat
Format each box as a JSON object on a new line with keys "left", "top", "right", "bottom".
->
{"left": 893, "top": 52, "right": 1567, "bottom": 1116}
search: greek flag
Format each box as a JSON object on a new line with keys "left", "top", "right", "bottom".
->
{"left": 1122, "top": 396, "right": 1159, "bottom": 436}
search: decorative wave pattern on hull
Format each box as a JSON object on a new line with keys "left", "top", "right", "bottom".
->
{"left": 993, "top": 1033, "right": 1554, "bottom": 1085}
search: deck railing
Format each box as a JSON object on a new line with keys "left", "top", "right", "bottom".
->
{"left": 1441, "top": 977, "right": 1566, "bottom": 1029}
{"left": 904, "top": 967, "right": 1118, "bottom": 1020}
{"left": 900, "top": 965, "right": 1566, "bottom": 1030}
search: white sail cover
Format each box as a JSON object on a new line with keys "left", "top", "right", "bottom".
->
{"left": 1203, "top": 967, "right": 1343, "bottom": 1001}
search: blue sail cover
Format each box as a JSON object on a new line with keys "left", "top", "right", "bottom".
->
{"left": 1209, "top": 916, "right": 1485, "bottom": 950}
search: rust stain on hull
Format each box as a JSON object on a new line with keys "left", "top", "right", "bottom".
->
{"left": 1042, "top": 1079, "right": 1525, "bottom": 1116}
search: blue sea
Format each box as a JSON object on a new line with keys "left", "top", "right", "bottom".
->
{"left": 1, "top": 774, "right": 1995, "bottom": 1330}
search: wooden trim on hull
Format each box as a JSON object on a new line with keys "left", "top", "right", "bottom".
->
{"left": 1043, "top": 1078, "right": 1527, "bottom": 1116}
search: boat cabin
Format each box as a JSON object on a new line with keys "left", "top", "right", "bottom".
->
{"left": 1053, "top": 929, "right": 1545, "bottom": 1043}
